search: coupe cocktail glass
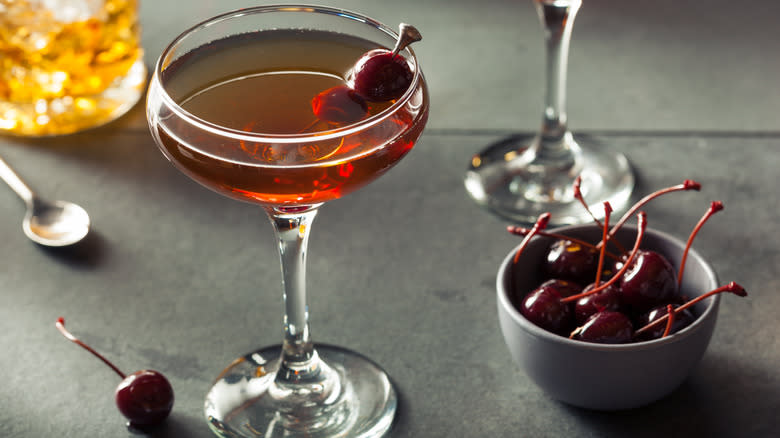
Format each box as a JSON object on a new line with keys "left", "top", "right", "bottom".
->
{"left": 465, "top": 0, "right": 633, "bottom": 225}
{"left": 145, "top": 6, "right": 429, "bottom": 437}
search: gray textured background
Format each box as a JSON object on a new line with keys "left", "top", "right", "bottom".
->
{"left": 1, "top": 1, "right": 778, "bottom": 437}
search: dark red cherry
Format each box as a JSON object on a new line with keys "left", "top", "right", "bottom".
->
{"left": 571, "top": 311, "right": 634, "bottom": 344}
{"left": 352, "top": 49, "right": 413, "bottom": 101}
{"left": 116, "top": 370, "right": 175, "bottom": 428}
{"left": 519, "top": 285, "right": 574, "bottom": 336}
{"left": 351, "top": 23, "right": 421, "bottom": 102}
{"left": 56, "top": 318, "right": 174, "bottom": 428}
{"left": 517, "top": 213, "right": 648, "bottom": 337}
{"left": 311, "top": 85, "right": 368, "bottom": 124}
{"left": 536, "top": 278, "right": 582, "bottom": 298}
{"left": 512, "top": 278, "right": 581, "bottom": 311}
{"left": 544, "top": 239, "right": 598, "bottom": 285}
{"left": 634, "top": 304, "right": 696, "bottom": 341}
{"left": 619, "top": 250, "right": 679, "bottom": 313}
{"left": 574, "top": 283, "right": 622, "bottom": 325}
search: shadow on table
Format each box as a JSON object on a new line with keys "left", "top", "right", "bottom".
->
{"left": 129, "top": 412, "right": 209, "bottom": 437}
{"left": 34, "top": 228, "right": 106, "bottom": 269}
{"left": 559, "top": 351, "right": 779, "bottom": 437}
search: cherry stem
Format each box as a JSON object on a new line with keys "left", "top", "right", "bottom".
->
{"left": 511, "top": 213, "right": 551, "bottom": 264}
{"left": 572, "top": 178, "right": 629, "bottom": 255}
{"left": 506, "top": 227, "right": 622, "bottom": 262}
{"left": 593, "top": 202, "right": 612, "bottom": 287}
{"left": 678, "top": 201, "right": 724, "bottom": 288}
{"left": 634, "top": 282, "right": 747, "bottom": 337}
{"left": 572, "top": 176, "right": 602, "bottom": 228}
{"left": 598, "top": 179, "right": 701, "bottom": 250}
{"left": 391, "top": 23, "right": 422, "bottom": 57}
{"left": 55, "top": 317, "right": 126, "bottom": 379}
{"left": 562, "top": 211, "right": 648, "bottom": 303}
{"left": 662, "top": 304, "right": 676, "bottom": 338}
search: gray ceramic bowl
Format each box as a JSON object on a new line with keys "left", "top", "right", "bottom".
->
{"left": 496, "top": 224, "right": 720, "bottom": 411}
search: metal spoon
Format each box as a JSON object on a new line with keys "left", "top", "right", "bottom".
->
{"left": 0, "top": 155, "right": 90, "bottom": 246}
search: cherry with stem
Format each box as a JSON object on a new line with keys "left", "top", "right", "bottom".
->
{"left": 634, "top": 282, "right": 747, "bottom": 338}
{"left": 312, "top": 23, "right": 422, "bottom": 123}
{"left": 561, "top": 211, "right": 647, "bottom": 304}
{"left": 507, "top": 226, "right": 622, "bottom": 262}
{"left": 56, "top": 317, "right": 174, "bottom": 429}
{"left": 351, "top": 23, "right": 422, "bottom": 102}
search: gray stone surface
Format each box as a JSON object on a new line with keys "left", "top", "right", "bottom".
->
{"left": 1, "top": 1, "right": 778, "bottom": 437}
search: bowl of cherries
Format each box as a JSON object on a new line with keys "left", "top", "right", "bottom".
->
{"left": 496, "top": 180, "right": 747, "bottom": 411}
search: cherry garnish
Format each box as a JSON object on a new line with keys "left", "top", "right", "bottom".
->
{"left": 352, "top": 49, "right": 414, "bottom": 102}
{"left": 311, "top": 85, "right": 368, "bottom": 124}
{"left": 56, "top": 317, "right": 174, "bottom": 428}
{"left": 351, "top": 23, "right": 421, "bottom": 101}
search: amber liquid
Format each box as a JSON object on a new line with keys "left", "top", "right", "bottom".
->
{"left": 154, "top": 30, "right": 428, "bottom": 207}
{"left": 0, "top": 0, "right": 144, "bottom": 136}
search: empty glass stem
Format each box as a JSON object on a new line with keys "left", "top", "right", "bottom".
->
{"left": 534, "top": 0, "right": 582, "bottom": 159}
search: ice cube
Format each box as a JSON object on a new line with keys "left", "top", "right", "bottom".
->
{"left": 38, "top": 0, "right": 105, "bottom": 23}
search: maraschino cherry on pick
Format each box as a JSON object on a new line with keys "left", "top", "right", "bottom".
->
{"left": 311, "top": 85, "right": 368, "bottom": 124}
{"left": 311, "top": 23, "right": 422, "bottom": 125}
{"left": 56, "top": 317, "right": 174, "bottom": 429}
{"left": 351, "top": 23, "right": 422, "bottom": 102}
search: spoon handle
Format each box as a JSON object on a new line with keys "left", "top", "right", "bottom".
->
{"left": 0, "top": 156, "right": 34, "bottom": 206}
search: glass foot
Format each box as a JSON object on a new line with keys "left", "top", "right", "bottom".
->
{"left": 465, "top": 133, "right": 634, "bottom": 225}
{"left": 204, "top": 344, "right": 396, "bottom": 438}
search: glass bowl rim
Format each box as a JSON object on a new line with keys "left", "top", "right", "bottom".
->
{"left": 150, "top": 4, "right": 424, "bottom": 145}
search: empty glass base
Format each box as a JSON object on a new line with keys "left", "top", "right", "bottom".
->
{"left": 204, "top": 344, "right": 396, "bottom": 438}
{"left": 465, "top": 133, "right": 634, "bottom": 225}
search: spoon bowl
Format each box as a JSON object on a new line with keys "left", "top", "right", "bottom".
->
{"left": 1, "top": 156, "right": 91, "bottom": 247}
{"left": 24, "top": 198, "right": 91, "bottom": 247}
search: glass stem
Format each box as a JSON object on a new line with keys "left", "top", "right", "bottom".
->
{"left": 266, "top": 206, "right": 320, "bottom": 381}
{"left": 535, "top": 0, "right": 581, "bottom": 156}
{"left": 265, "top": 205, "right": 342, "bottom": 423}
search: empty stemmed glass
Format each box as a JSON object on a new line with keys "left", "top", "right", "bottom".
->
{"left": 145, "top": 5, "right": 429, "bottom": 437}
{"left": 465, "top": 0, "right": 634, "bottom": 225}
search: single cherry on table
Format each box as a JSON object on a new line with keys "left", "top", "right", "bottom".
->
{"left": 56, "top": 317, "right": 174, "bottom": 429}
